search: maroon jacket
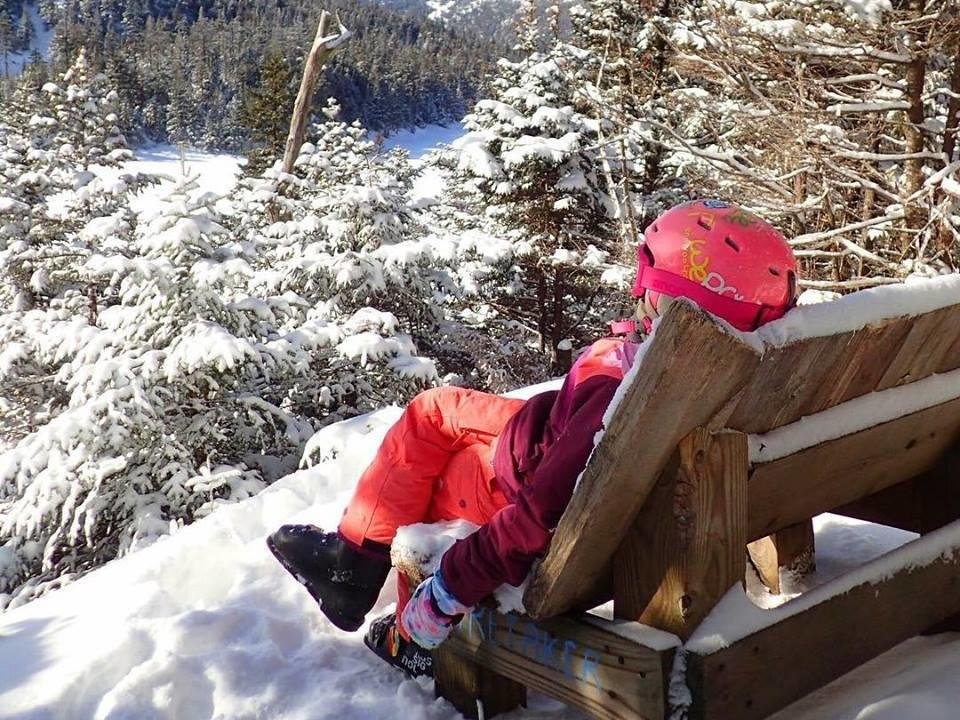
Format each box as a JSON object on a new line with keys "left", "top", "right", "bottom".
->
{"left": 441, "top": 338, "right": 638, "bottom": 606}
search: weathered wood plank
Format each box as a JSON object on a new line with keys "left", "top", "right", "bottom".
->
{"left": 746, "top": 536, "right": 780, "bottom": 592}
{"left": 725, "top": 334, "right": 846, "bottom": 434}
{"left": 724, "top": 304, "right": 960, "bottom": 434}
{"left": 747, "top": 397, "right": 960, "bottom": 540}
{"left": 686, "top": 526, "right": 960, "bottom": 720}
{"left": 613, "top": 430, "right": 749, "bottom": 639}
{"left": 936, "top": 327, "right": 960, "bottom": 374}
{"left": 875, "top": 304, "right": 960, "bottom": 390}
{"left": 443, "top": 608, "right": 672, "bottom": 720}
{"left": 747, "top": 521, "right": 816, "bottom": 594}
{"left": 833, "top": 445, "right": 960, "bottom": 534}
{"left": 524, "top": 301, "right": 760, "bottom": 620}
{"left": 434, "top": 642, "right": 526, "bottom": 720}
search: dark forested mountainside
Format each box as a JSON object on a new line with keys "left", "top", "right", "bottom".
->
{"left": 0, "top": 1, "right": 35, "bottom": 55}
{"left": 4, "top": 0, "right": 503, "bottom": 149}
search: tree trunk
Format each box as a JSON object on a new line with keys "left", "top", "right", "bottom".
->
{"left": 901, "top": 0, "right": 929, "bottom": 244}
{"left": 281, "top": 11, "right": 350, "bottom": 175}
{"left": 550, "top": 268, "right": 565, "bottom": 370}
{"left": 938, "top": 41, "right": 960, "bottom": 255}
{"left": 640, "top": 0, "right": 673, "bottom": 197}
{"left": 942, "top": 43, "right": 960, "bottom": 163}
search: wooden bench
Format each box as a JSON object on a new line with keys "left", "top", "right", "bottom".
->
{"left": 397, "top": 276, "right": 960, "bottom": 720}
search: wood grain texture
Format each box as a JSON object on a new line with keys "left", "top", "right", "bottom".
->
{"left": 442, "top": 609, "right": 671, "bottom": 720}
{"left": 834, "top": 445, "right": 960, "bottom": 534}
{"left": 746, "top": 521, "right": 816, "bottom": 594}
{"left": 875, "top": 304, "right": 960, "bottom": 390}
{"left": 686, "top": 526, "right": 960, "bottom": 720}
{"left": 524, "top": 301, "right": 761, "bottom": 620}
{"left": 613, "top": 430, "right": 749, "bottom": 640}
{"left": 747, "top": 397, "right": 960, "bottom": 540}
{"left": 724, "top": 304, "right": 960, "bottom": 434}
{"left": 746, "top": 536, "right": 780, "bottom": 593}
{"left": 433, "top": 642, "right": 526, "bottom": 720}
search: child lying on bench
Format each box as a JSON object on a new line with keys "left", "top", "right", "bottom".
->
{"left": 267, "top": 199, "right": 798, "bottom": 677}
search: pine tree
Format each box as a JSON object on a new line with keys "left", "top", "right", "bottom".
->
{"left": 452, "top": 43, "right": 627, "bottom": 365}
{"left": 15, "top": 4, "right": 34, "bottom": 48}
{"left": 0, "top": 11, "right": 13, "bottom": 77}
{"left": 240, "top": 49, "right": 296, "bottom": 174}
{"left": 514, "top": 0, "right": 542, "bottom": 54}
{"left": 31, "top": 50, "right": 131, "bottom": 168}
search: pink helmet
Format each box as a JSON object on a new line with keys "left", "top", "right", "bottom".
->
{"left": 634, "top": 199, "right": 798, "bottom": 331}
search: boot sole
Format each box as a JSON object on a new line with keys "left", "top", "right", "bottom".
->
{"left": 266, "top": 535, "right": 366, "bottom": 632}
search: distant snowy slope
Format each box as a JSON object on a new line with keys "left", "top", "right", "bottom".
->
{"left": 100, "top": 125, "right": 463, "bottom": 218}
{"left": 2, "top": 2, "right": 54, "bottom": 77}
{"left": 383, "top": 123, "right": 465, "bottom": 160}
{"left": 91, "top": 145, "right": 245, "bottom": 214}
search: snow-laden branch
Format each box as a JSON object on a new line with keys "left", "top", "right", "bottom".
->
{"left": 837, "top": 238, "right": 888, "bottom": 265}
{"left": 790, "top": 212, "right": 906, "bottom": 246}
{"left": 824, "top": 74, "right": 907, "bottom": 91}
{"left": 799, "top": 277, "right": 903, "bottom": 290}
{"left": 641, "top": 119, "right": 794, "bottom": 199}
{"left": 774, "top": 43, "right": 911, "bottom": 64}
{"left": 827, "top": 101, "right": 911, "bottom": 114}
{"left": 828, "top": 164, "right": 902, "bottom": 206}
{"left": 831, "top": 149, "right": 942, "bottom": 162}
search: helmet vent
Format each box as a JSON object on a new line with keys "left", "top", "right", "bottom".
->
{"left": 769, "top": 267, "right": 781, "bottom": 276}
{"left": 724, "top": 237, "right": 741, "bottom": 252}
{"left": 697, "top": 217, "right": 711, "bottom": 230}
{"left": 650, "top": 223, "right": 659, "bottom": 233}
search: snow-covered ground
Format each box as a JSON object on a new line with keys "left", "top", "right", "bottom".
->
{"left": 4, "top": 131, "right": 960, "bottom": 719}
{"left": 107, "top": 124, "right": 460, "bottom": 213}
{"left": 1, "top": 394, "right": 959, "bottom": 720}
{"left": 382, "top": 123, "right": 465, "bottom": 160}
{"left": 93, "top": 144, "right": 246, "bottom": 214}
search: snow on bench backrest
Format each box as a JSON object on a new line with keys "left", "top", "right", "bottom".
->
{"left": 726, "top": 274, "right": 960, "bottom": 435}
{"left": 524, "top": 275, "right": 960, "bottom": 620}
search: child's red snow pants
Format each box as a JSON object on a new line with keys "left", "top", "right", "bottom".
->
{"left": 340, "top": 386, "right": 524, "bottom": 544}
{"left": 338, "top": 387, "right": 525, "bottom": 616}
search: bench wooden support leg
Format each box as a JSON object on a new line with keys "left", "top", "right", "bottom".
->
{"left": 613, "top": 428, "right": 749, "bottom": 640}
{"left": 747, "top": 520, "right": 816, "bottom": 594}
{"left": 433, "top": 642, "right": 526, "bottom": 720}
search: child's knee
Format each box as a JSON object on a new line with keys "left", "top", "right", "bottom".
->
{"left": 408, "top": 386, "right": 468, "bottom": 418}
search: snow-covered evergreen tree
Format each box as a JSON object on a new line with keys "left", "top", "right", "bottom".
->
{"left": 230, "top": 103, "right": 442, "bottom": 424}
{"left": 452, "top": 43, "right": 630, "bottom": 366}
{"left": 30, "top": 50, "right": 131, "bottom": 168}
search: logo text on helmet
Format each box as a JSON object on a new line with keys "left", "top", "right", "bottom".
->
{"left": 681, "top": 227, "right": 710, "bottom": 282}
{"left": 703, "top": 271, "right": 744, "bottom": 301}
{"left": 728, "top": 208, "right": 756, "bottom": 227}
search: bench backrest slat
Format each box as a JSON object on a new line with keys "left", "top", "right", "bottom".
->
{"left": 748, "top": 396, "right": 960, "bottom": 540}
{"left": 524, "top": 291, "right": 960, "bottom": 620}
{"left": 724, "top": 303, "right": 960, "bottom": 434}
{"left": 523, "top": 302, "right": 759, "bottom": 619}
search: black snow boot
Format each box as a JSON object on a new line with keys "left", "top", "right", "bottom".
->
{"left": 364, "top": 612, "right": 434, "bottom": 679}
{"left": 266, "top": 524, "right": 391, "bottom": 632}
